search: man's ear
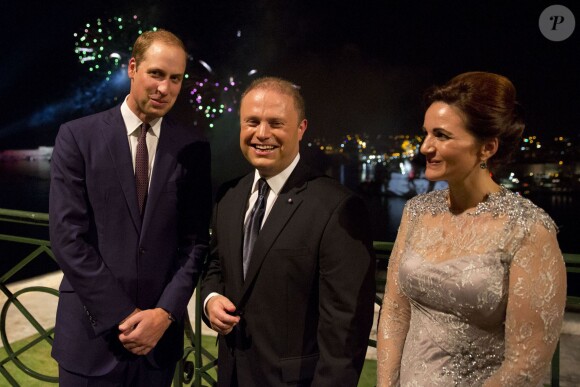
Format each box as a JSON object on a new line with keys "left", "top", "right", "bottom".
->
{"left": 128, "top": 58, "right": 137, "bottom": 79}
{"left": 297, "top": 119, "right": 308, "bottom": 141}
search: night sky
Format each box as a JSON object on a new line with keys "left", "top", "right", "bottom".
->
{"left": 1, "top": 0, "right": 578, "bottom": 151}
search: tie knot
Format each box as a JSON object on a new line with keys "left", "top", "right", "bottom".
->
{"left": 258, "top": 178, "right": 269, "bottom": 196}
{"left": 140, "top": 123, "right": 149, "bottom": 140}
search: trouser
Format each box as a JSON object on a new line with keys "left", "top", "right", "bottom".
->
{"left": 58, "top": 356, "right": 175, "bottom": 387}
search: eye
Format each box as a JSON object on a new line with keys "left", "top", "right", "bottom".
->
{"left": 432, "top": 129, "right": 450, "bottom": 140}
{"left": 269, "top": 121, "right": 283, "bottom": 128}
{"left": 245, "top": 119, "right": 259, "bottom": 127}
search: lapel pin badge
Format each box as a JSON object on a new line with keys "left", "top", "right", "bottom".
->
{"left": 287, "top": 198, "right": 293, "bottom": 204}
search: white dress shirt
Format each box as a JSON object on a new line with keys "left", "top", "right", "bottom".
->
{"left": 120, "top": 97, "right": 162, "bottom": 187}
{"left": 244, "top": 153, "right": 300, "bottom": 228}
{"left": 204, "top": 154, "right": 301, "bottom": 315}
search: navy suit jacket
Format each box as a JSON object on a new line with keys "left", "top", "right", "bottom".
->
{"left": 201, "top": 160, "right": 375, "bottom": 386}
{"left": 49, "top": 105, "right": 211, "bottom": 376}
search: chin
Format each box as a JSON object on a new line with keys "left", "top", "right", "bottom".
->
{"left": 425, "top": 173, "right": 444, "bottom": 182}
{"left": 248, "top": 160, "right": 270, "bottom": 172}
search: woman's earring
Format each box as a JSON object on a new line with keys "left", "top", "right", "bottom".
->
{"left": 480, "top": 161, "right": 487, "bottom": 169}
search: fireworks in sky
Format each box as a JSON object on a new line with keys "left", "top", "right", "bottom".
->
{"left": 184, "top": 64, "right": 246, "bottom": 129}
{"left": 73, "top": 15, "right": 152, "bottom": 81}
{"left": 73, "top": 16, "right": 254, "bottom": 128}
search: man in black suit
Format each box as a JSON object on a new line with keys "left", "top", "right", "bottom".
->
{"left": 49, "top": 29, "right": 211, "bottom": 386}
{"left": 202, "top": 77, "right": 375, "bottom": 386}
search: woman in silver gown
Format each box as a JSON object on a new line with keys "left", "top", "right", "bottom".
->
{"left": 377, "top": 72, "right": 567, "bottom": 386}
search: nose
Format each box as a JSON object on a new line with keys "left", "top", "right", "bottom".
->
{"left": 256, "top": 122, "right": 271, "bottom": 140}
{"left": 420, "top": 135, "right": 434, "bottom": 155}
{"left": 157, "top": 79, "right": 169, "bottom": 95}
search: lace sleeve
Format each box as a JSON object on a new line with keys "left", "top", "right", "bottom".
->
{"left": 484, "top": 222, "right": 566, "bottom": 386}
{"left": 377, "top": 206, "right": 412, "bottom": 386}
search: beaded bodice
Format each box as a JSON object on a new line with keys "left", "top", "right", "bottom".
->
{"left": 377, "top": 187, "right": 566, "bottom": 386}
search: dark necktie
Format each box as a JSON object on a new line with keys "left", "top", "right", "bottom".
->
{"left": 243, "top": 178, "right": 270, "bottom": 278}
{"left": 135, "top": 123, "right": 149, "bottom": 216}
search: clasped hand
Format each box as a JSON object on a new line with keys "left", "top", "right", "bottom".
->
{"left": 118, "top": 308, "right": 172, "bottom": 356}
{"left": 206, "top": 295, "right": 240, "bottom": 335}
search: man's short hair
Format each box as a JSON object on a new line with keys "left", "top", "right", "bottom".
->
{"left": 241, "top": 77, "right": 306, "bottom": 122}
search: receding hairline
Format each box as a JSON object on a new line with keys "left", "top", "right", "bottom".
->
{"left": 132, "top": 29, "right": 187, "bottom": 67}
{"left": 240, "top": 77, "right": 306, "bottom": 121}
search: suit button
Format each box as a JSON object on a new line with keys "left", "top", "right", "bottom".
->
{"left": 84, "top": 306, "right": 97, "bottom": 325}
{"left": 139, "top": 248, "right": 145, "bottom": 255}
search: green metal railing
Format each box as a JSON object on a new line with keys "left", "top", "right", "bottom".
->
{"left": 0, "top": 208, "right": 578, "bottom": 386}
{"left": 176, "top": 282, "right": 218, "bottom": 386}
{"left": 0, "top": 209, "right": 58, "bottom": 385}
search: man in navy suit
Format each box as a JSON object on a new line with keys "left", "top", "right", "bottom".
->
{"left": 49, "top": 29, "right": 211, "bottom": 386}
{"left": 202, "top": 77, "right": 375, "bottom": 386}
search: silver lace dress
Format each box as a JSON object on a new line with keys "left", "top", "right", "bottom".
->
{"left": 377, "top": 187, "right": 566, "bottom": 386}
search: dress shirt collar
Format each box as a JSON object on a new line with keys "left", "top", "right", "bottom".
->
{"left": 251, "top": 153, "right": 300, "bottom": 195}
{"left": 121, "top": 97, "right": 162, "bottom": 138}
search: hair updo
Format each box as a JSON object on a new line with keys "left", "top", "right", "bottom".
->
{"left": 423, "top": 72, "right": 525, "bottom": 170}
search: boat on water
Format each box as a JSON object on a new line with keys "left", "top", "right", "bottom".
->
{"left": 384, "top": 172, "right": 448, "bottom": 197}
{"left": 381, "top": 159, "right": 447, "bottom": 197}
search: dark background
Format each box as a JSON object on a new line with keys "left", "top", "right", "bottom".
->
{"left": 0, "top": 1, "right": 578, "bottom": 285}
{"left": 1, "top": 1, "right": 577, "bottom": 152}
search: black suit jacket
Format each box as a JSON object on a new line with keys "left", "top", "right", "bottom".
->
{"left": 49, "top": 105, "right": 211, "bottom": 376}
{"left": 202, "top": 160, "right": 375, "bottom": 386}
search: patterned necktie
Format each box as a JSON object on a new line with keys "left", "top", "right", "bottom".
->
{"left": 135, "top": 122, "right": 149, "bottom": 216}
{"left": 243, "top": 178, "right": 270, "bottom": 278}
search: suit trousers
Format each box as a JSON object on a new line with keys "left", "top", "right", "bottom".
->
{"left": 58, "top": 357, "right": 175, "bottom": 387}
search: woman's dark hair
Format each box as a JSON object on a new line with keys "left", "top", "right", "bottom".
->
{"left": 423, "top": 72, "right": 525, "bottom": 169}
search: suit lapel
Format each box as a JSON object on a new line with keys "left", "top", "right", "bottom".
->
{"left": 237, "top": 162, "right": 312, "bottom": 305}
{"left": 225, "top": 175, "right": 253, "bottom": 297}
{"left": 141, "top": 121, "right": 177, "bottom": 234}
{"left": 100, "top": 107, "right": 141, "bottom": 232}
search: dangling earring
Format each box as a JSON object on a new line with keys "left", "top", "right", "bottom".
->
{"left": 479, "top": 161, "right": 487, "bottom": 169}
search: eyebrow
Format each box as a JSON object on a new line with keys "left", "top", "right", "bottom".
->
{"left": 147, "top": 68, "right": 184, "bottom": 77}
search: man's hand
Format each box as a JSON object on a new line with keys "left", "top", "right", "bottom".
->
{"left": 118, "top": 308, "right": 172, "bottom": 355}
{"left": 120, "top": 308, "right": 141, "bottom": 325}
{"left": 206, "top": 295, "right": 240, "bottom": 335}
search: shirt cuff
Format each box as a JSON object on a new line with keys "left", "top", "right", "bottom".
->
{"left": 203, "top": 292, "right": 221, "bottom": 318}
